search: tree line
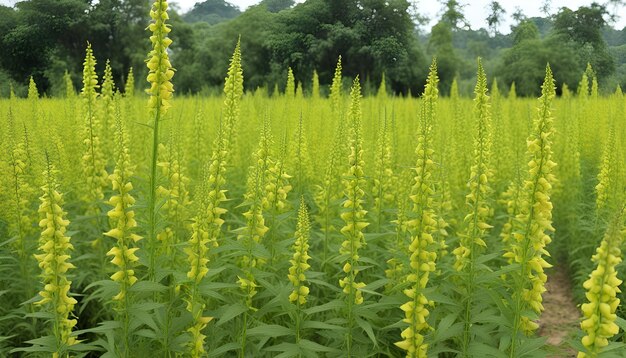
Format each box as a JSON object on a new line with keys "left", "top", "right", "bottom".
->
{"left": 1, "top": 0, "right": 624, "bottom": 97}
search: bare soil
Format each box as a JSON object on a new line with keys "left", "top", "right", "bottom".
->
{"left": 538, "top": 265, "right": 580, "bottom": 357}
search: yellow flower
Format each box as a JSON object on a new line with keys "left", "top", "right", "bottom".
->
{"left": 578, "top": 208, "right": 625, "bottom": 357}
{"left": 106, "top": 116, "right": 140, "bottom": 302}
{"left": 34, "top": 161, "right": 78, "bottom": 354}
{"left": 157, "top": 140, "right": 192, "bottom": 259}
{"left": 396, "top": 59, "right": 439, "bottom": 358}
{"left": 506, "top": 65, "right": 558, "bottom": 356}
{"left": 146, "top": 0, "right": 174, "bottom": 115}
{"left": 28, "top": 76, "right": 39, "bottom": 99}
{"left": 453, "top": 58, "right": 494, "bottom": 273}
{"left": 287, "top": 199, "right": 312, "bottom": 306}
{"left": 80, "top": 43, "right": 108, "bottom": 206}
{"left": 595, "top": 126, "right": 618, "bottom": 215}
{"left": 338, "top": 77, "right": 368, "bottom": 306}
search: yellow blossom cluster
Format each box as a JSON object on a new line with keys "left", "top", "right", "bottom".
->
{"left": 452, "top": 59, "right": 494, "bottom": 272}
{"left": 157, "top": 141, "right": 192, "bottom": 255}
{"left": 338, "top": 77, "right": 368, "bottom": 306}
{"left": 105, "top": 118, "right": 141, "bottom": 302}
{"left": 288, "top": 199, "right": 311, "bottom": 305}
{"left": 34, "top": 162, "right": 78, "bottom": 354}
{"left": 81, "top": 44, "right": 108, "bottom": 204}
{"left": 396, "top": 61, "right": 439, "bottom": 357}
{"left": 146, "top": 0, "right": 174, "bottom": 115}
{"left": 578, "top": 208, "right": 624, "bottom": 357}
{"left": 505, "top": 67, "right": 557, "bottom": 353}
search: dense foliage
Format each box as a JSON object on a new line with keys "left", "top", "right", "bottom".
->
{"left": 1, "top": 0, "right": 625, "bottom": 97}
{"left": 1, "top": 1, "right": 626, "bottom": 357}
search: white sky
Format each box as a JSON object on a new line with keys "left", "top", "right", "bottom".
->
{"left": 168, "top": 0, "right": 626, "bottom": 32}
{"left": 0, "top": 0, "right": 624, "bottom": 32}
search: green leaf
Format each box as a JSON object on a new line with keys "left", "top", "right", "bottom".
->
{"left": 468, "top": 341, "right": 509, "bottom": 358}
{"left": 516, "top": 336, "right": 547, "bottom": 357}
{"left": 129, "top": 280, "right": 168, "bottom": 293}
{"left": 299, "top": 339, "right": 340, "bottom": 353}
{"left": 24, "top": 311, "right": 54, "bottom": 320}
{"left": 74, "top": 320, "right": 120, "bottom": 335}
{"left": 432, "top": 313, "right": 461, "bottom": 342}
{"left": 11, "top": 335, "right": 57, "bottom": 353}
{"left": 263, "top": 342, "right": 300, "bottom": 357}
{"left": 301, "top": 320, "right": 343, "bottom": 331}
{"left": 303, "top": 300, "right": 343, "bottom": 315}
{"left": 596, "top": 341, "right": 626, "bottom": 355}
{"left": 134, "top": 329, "right": 157, "bottom": 339}
{"left": 356, "top": 316, "right": 378, "bottom": 346}
{"left": 216, "top": 303, "right": 248, "bottom": 326}
{"left": 208, "top": 342, "right": 240, "bottom": 357}
{"left": 247, "top": 324, "right": 293, "bottom": 338}
{"left": 132, "top": 308, "right": 158, "bottom": 331}
{"left": 308, "top": 278, "right": 342, "bottom": 292}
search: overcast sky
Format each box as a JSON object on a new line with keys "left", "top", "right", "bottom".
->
{"left": 173, "top": 0, "right": 626, "bottom": 32}
{"left": 1, "top": 0, "right": 624, "bottom": 32}
{"left": 177, "top": 0, "right": 626, "bottom": 32}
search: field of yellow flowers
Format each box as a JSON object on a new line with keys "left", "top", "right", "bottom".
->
{"left": 1, "top": 1, "right": 625, "bottom": 357}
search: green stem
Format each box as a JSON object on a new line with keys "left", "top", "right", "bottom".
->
{"left": 44, "top": 167, "right": 64, "bottom": 355}
{"left": 509, "top": 122, "right": 547, "bottom": 357}
{"left": 462, "top": 136, "right": 487, "bottom": 356}
{"left": 148, "top": 82, "right": 162, "bottom": 282}
{"left": 295, "top": 300, "right": 301, "bottom": 346}
{"left": 240, "top": 312, "right": 248, "bottom": 358}
{"left": 148, "top": 0, "right": 166, "bottom": 282}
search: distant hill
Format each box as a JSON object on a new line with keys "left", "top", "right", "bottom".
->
{"left": 259, "top": 0, "right": 294, "bottom": 13}
{"left": 182, "top": 0, "right": 241, "bottom": 25}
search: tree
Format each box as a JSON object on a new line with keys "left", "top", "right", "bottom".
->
{"left": 408, "top": 0, "right": 430, "bottom": 30}
{"left": 553, "top": 3, "right": 615, "bottom": 80}
{"left": 429, "top": 21, "right": 458, "bottom": 94}
{"left": 1, "top": 0, "right": 90, "bottom": 92}
{"left": 513, "top": 19, "right": 539, "bottom": 45}
{"left": 182, "top": 0, "right": 241, "bottom": 24}
{"left": 499, "top": 20, "right": 581, "bottom": 96}
{"left": 0, "top": 0, "right": 152, "bottom": 94}
{"left": 540, "top": 0, "right": 552, "bottom": 17}
{"left": 511, "top": 6, "right": 526, "bottom": 24}
{"left": 265, "top": 0, "right": 425, "bottom": 95}
{"left": 439, "top": 0, "right": 468, "bottom": 30}
{"left": 498, "top": 38, "right": 579, "bottom": 96}
{"left": 177, "top": 4, "right": 279, "bottom": 92}
{"left": 262, "top": 0, "right": 295, "bottom": 13}
{"left": 486, "top": 1, "right": 505, "bottom": 36}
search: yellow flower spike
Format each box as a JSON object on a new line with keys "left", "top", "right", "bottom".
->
{"left": 595, "top": 126, "right": 618, "bottom": 216}
{"left": 263, "top": 155, "right": 292, "bottom": 214}
{"left": 396, "top": 59, "right": 440, "bottom": 358}
{"left": 506, "top": 65, "right": 558, "bottom": 356}
{"left": 28, "top": 75, "right": 39, "bottom": 99}
{"left": 184, "top": 58, "right": 235, "bottom": 355}
{"left": 454, "top": 59, "right": 494, "bottom": 276}
{"left": 34, "top": 159, "right": 78, "bottom": 355}
{"left": 80, "top": 43, "right": 108, "bottom": 206}
{"left": 334, "top": 76, "right": 369, "bottom": 356}
{"left": 101, "top": 59, "right": 116, "bottom": 142}
{"left": 4, "top": 120, "right": 36, "bottom": 258}
{"left": 288, "top": 199, "right": 311, "bottom": 306}
{"left": 146, "top": 0, "right": 174, "bottom": 116}
{"left": 144, "top": 0, "right": 174, "bottom": 278}
{"left": 157, "top": 138, "right": 192, "bottom": 260}
{"left": 236, "top": 117, "right": 281, "bottom": 314}
{"left": 105, "top": 115, "right": 140, "bottom": 310}
{"left": 578, "top": 207, "right": 625, "bottom": 357}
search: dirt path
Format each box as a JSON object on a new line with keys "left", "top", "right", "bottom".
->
{"left": 538, "top": 265, "right": 580, "bottom": 357}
